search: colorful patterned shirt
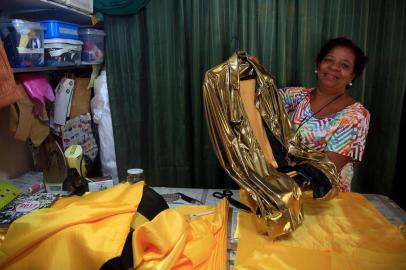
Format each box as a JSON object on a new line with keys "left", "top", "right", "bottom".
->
{"left": 278, "top": 87, "right": 370, "bottom": 192}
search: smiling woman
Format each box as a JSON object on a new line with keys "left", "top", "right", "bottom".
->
{"left": 278, "top": 37, "right": 370, "bottom": 192}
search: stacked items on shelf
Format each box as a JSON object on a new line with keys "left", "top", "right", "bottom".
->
{"left": 0, "top": 18, "right": 106, "bottom": 68}
{"left": 0, "top": 19, "right": 45, "bottom": 67}
{"left": 40, "top": 20, "right": 83, "bottom": 66}
{"left": 42, "top": 21, "right": 106, "bottom": 65}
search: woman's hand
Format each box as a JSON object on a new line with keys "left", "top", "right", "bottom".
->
{"left": 248, "top": 55, "right": 260, "bottom": 65}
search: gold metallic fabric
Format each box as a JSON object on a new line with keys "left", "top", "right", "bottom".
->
{"left": 202, "top": 52, "right": 339, "bottom": 239}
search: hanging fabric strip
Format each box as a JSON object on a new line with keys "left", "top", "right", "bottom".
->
{"left": 0, "top": 41, "right": 21, "bottom": 109}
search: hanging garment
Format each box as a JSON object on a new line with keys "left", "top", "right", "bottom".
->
{"left": 202, "top": 52, "right": 339, "bottom": 239}
{"left": 234, "top": 191, "right": 406, "bottom": 270}
{"left": 17, "top": 73, "right": 55, "bottom": 116}
{"left": 70, "top": 77, "right": 91, "bottom": 118}
{"left": 0, "top": 41, "right": 21, "bottom": 109}
{"left": 9, "top": 82, "right": 49, "bottom": 146}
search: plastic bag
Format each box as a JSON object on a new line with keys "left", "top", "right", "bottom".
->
{"left": 91, "top": 70, "right": 118, "bottom": 183}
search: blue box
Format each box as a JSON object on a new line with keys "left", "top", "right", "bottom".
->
{"left": 0, "top": 19, "right": 45, "bottom": 67}
{"left": 40, "top": 20, "right": 79, "bottom": 40}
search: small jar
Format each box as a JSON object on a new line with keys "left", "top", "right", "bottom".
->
{"left": 126, "top": 168, "right": 145, "bottom": 184}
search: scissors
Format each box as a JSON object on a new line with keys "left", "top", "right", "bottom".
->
{"left": 212, "top": 190, "right": 252, "bottom": 213}
{"left": 161, "top": 193, "right": 203, "bottom": 205}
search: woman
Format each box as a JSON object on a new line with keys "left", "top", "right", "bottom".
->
{"left": 253, "top": 37, "right": 370, "bottom": 192}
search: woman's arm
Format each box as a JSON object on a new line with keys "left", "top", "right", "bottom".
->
{"left": 325, "top": 151, "right": 352, "bottom": 172}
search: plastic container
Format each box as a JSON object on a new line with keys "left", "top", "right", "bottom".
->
{"left": 126, "top": 168, "right": 145, "bottom": 184}
{"left": 79, "top": 28, "right": 105, "bottom": 64}
{"left": 40, "top": 20, "right": 80, "bottom": 40}
{"left": 0, "top": 19, "right": 44, "bottom": 67}
{"left": 44, "top": 38, "right": 83, "bottom": 66}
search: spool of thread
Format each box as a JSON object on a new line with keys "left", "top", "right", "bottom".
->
{"left": 28, "top": 183, "right": 44, "bottom": 193}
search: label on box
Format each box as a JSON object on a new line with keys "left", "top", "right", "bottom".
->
{"left": 45, "top": 183, "right": 63, "bottom": 194}
{"left": 88, "top": 180, "right": 114, "bottom": 192}
{"left": 59, "top": 27, "right": 78, "bottom": 36}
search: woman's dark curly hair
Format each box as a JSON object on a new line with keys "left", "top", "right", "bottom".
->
{"left": 316, "top": 37, "right": 368, "bottom": 79}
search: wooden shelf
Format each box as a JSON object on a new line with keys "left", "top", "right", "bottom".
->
{"left": 13, "top": 65, "right": 91, "bottom": 73}
{"left": 0, "top": 0, "right": 92, "bottom": 25}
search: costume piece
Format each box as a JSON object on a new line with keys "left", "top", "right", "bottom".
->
{"left": 0, "top": 182, "right": 144, "bottom": 270}
{"left": 133, "top": 199, "right": 228, "bottom": 270}
{"left": 9, "top": 82, "right": 50, "bottom": 146}
{"left": 234, "top": 191, "right": 406, "bottom": 270}
{"left": 279, "top": 87, "right": 370, "bottom": 191}
{"left": 0, "top": 41, "right": 21, "bottom": 109}
{"left": 202, "top": 52, "right": 339, "bottom": 239}
{"left": 70, "top": 77, "right": 91, "bottom": 118}
{"left": 17, "top": 73, "right": 55, "bottom": 116}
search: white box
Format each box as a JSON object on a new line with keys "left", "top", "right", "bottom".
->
{"left": 53, "top": 78, "right": 75, "bottom": 125}
{"left": 66, "top": 0, "right": 93, "bottom": 13}
{"left": 88, "top": 180, "right": 114, "bottom": 192}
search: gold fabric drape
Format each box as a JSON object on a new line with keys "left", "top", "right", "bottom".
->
{"left": 202, "top": 52, "right": 339, "bottom": 239}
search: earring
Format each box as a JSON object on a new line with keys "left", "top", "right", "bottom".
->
{"left": 314, "top": 69, "right": 318, "bottom": 74}
{"left": 348, "top": 82, "right": 353, "bottom": 87}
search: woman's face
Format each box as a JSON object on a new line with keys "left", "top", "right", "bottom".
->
{"left": 316, "top": 46, "right": 356, "bottom": 92}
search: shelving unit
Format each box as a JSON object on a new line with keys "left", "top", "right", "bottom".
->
{"left": 13, "top": 65, "right": 91, "bottom": 73}
{"left": 0, "top": 0, "right": 92, "bottom": 25}
{"left": 0, "top": 1, "right": 96, "bottom": 178}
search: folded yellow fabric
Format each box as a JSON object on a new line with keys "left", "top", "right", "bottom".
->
{"left": 133, "top": 199, "right": 228, "bottom": 270}
{"left": 0, "top": 182, "right": 144, "bottom": 270}
{"left": 235, "top": 191, "right": 406, "bottom": 270}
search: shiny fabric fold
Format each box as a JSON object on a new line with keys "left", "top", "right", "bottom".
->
{"left": 202, "top": 52, "right": 339, "bottom": 239}
{"left": 133, "top": 199, "right": 228, "bottom": 270}
{"left": 234, "top": 191, "right": 406, "bottom": 270}
{"left": 0, "top": 182, "right": 144, "bottom": 270}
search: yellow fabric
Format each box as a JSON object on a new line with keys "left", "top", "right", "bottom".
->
{"left": 133, "top": 199, "right": 229, "bottom": 270}
{"left": 0, "top": 182, "right": 144, "bottom": 270}
{"left": 234, "top": 191, "right": 406, "bottom": 270}
{"left": 240, "top": 79, "right": 278, "bottom": 168}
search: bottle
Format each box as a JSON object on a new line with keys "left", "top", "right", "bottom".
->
{"left": 126, "top": 168, "right": 145, "bottom": 184}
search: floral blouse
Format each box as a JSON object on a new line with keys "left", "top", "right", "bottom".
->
{"left": 278, "top": 87, "right": 370, "bottom": 192}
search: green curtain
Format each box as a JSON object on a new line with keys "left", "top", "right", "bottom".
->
{"left": 94, "top": 0, "right": 151, "bottom": 15}
{"left": 104, "top": 0, "right": 406, "bottom": 196}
